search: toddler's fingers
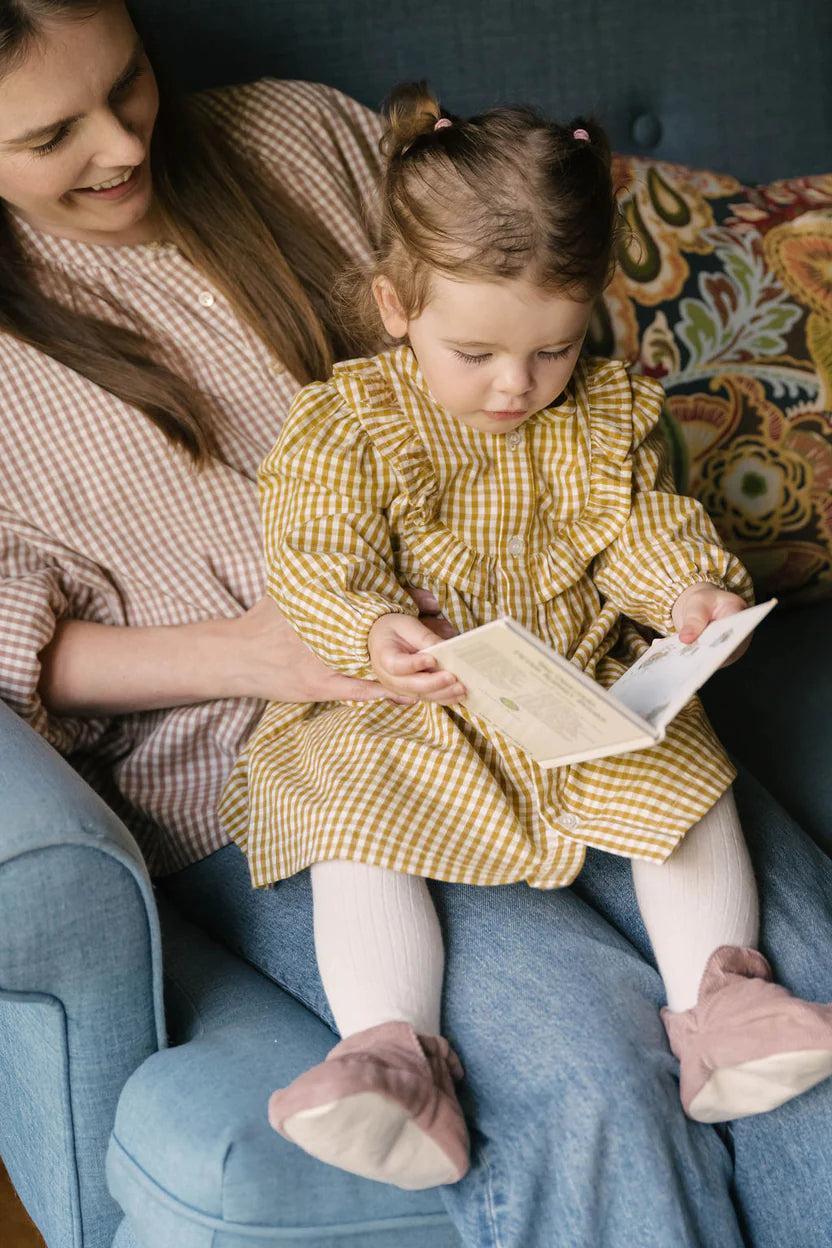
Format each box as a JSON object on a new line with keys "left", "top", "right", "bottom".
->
{"left": 383, "top": 648, "right": 438, "bottom": 677}
{"left": 391, "top": 670, "right": 466, "bottom": 701}
{"left": 678, "top": 606, "right": 712, "bottom": 644}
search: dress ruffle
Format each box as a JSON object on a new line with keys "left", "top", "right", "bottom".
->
{"left": 331, "top": 350, "right": 657, "bottom": 610}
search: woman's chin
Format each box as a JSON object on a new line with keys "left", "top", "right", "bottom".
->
{"left": 54, "top": 177, "right": 156, "bottom": 243}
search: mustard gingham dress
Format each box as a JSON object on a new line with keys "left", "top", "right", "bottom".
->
{"left": 220, "top": 348, "right": 751, "bottom": 889}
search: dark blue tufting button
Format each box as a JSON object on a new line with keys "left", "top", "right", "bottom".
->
{"left": 632, "top": 113, "right": 662, "bottom": 148}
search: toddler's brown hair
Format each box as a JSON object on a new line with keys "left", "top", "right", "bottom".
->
{"left": 349, "top": 82, "right": 620, "bottom": 342}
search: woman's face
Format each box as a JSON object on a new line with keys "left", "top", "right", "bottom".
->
{"left": 0, "top": 1, "right": 159, "bottom": 245}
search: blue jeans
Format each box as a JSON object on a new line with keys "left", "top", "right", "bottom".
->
{"left": 161, "top": 763, "right": 832, "bottom": 1248}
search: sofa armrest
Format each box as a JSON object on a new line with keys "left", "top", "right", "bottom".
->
{"left": 0, "top": 699, "right": 166, "bottom": 1248}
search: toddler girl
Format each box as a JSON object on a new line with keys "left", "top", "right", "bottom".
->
{"left": 220, "top": 85, "right": 832, "bottom": 1190}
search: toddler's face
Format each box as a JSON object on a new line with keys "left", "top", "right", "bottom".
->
{"left": 376, "top": 273, "right": 593, "bottom": 434}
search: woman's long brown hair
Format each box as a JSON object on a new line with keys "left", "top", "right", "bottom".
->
{"left": 0, "top": 0, "right": 363, "bottom": 463}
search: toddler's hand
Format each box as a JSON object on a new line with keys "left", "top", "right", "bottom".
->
{"left": 369, "top": 614, "right": 466, "bottom": 704}
{"left": 671, "top": 583, "right": 749, "bottom": 666}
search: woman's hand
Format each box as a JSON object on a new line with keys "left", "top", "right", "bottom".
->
{"left": 368, "top": 613, "right": 466, "bottom": 704}
{"left": 230, "top": 597, "right": 394, "bottom": 703}
{"left": 38, "top": 591, "right": 459, "bottom": 716}
{"left": 233, "top": 592, "right": 458, "bottom": 703}
{"left": 671, "top": 583, "right": 749, "bottom": 666}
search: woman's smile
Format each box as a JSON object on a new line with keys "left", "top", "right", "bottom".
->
{"left": 72, "top": 162, "right": 144, "bottom": 199}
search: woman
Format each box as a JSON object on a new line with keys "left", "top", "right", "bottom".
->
{"left": 0, "top": 2, "right": 831, "bottom": 1244}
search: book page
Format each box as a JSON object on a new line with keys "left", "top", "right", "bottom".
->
{"left": 610, "top": 599, "right": 777, "bottom": 727}
{"left": 427, "top": 620, "right": 658, "bottom": 767}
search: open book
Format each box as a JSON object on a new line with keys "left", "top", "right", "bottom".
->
{"left": 426, "top": 600, "right": 776, "bottom": 768}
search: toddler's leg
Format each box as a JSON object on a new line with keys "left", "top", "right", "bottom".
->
{"left": 633, "top": 788, "right": 832, "bottom": 1122}
{"left": 632, "top": 788, "right": 758, "bottom": 1013}
{"left": 312, "top": 859, "right": 444, "bottom": 1036}
{"left": 268, "top": 860, "right": 469, "bottom": 1189}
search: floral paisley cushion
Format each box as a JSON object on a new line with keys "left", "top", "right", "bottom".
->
{"left": 587, "top": 158, "right": 832, "bottom": 603}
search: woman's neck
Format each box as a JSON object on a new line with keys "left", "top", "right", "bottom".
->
{"left": 14, "top": 198, "right": 170, "bottom": 249}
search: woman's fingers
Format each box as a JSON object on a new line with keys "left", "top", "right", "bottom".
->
{"left": 326, "top": 674, "right": 396, "bottom": 701}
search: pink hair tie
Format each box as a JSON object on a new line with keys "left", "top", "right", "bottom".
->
{"left": 573, "top": 128, "right": 590, "bottom": 142}
{"left": 434, "top": 117, "right": 452, "bottom": 131}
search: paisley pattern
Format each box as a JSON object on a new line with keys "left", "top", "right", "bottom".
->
{"left": 591, "top": 160, "right": 832, "bottom": 602}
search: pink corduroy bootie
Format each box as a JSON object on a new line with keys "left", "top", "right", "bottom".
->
{"left": 663, "top": 945, "right": 832, "bottom": 1123}
{"left": 268, "top": 1020, "right": 470, "bottom": 1189}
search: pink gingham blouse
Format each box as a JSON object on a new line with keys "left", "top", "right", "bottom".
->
{"left": 0, "top": 79, "right": 384, "bottom": 875}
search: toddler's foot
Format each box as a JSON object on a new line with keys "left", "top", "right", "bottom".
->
{"left": 663, "top": 945, "right": 832, "bottom": 1122}
{"left": 268, "top": 1021, "right": 469, "bottom": 1188}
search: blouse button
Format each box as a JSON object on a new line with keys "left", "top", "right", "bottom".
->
{"left": 560, "top": 812, "right": 580, "bottom": 831}
{"left": 507, "top": 535, "right": 525, "bottom": 557}
{"left": 269, "top": 361, "right": 284, "bottom": 375}
{"left": 198, "top": 291, "right": 216, "bottom": 308}
{"left": 505, "top": 429, "right": 523, "bottom": 450}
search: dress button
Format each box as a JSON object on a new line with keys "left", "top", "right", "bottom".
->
{"left": 198, "top": 291, "right": 215, "bottom": 308}
{"left": 269, "top": 361, "right": 284, "bottom": 375}
{"left": 505, "top": 429, "right": 523, "bottom": 450}
{"left": 560, "top": 812, "right": 579, "bottom": 831}
{"left": 506, "top": 535, "right": 525, "bottom": 557}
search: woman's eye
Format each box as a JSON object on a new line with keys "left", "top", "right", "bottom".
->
{"left": 32, "top": 123, "right": 71, "bottom": 156}
{"left": 453, "top": 350, "right": 491, "bottom": 366}
{"left": 111, "top": 65, "right": 143, "bottom": 97}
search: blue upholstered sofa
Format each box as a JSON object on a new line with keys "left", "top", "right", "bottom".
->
{"left": 1, "top": 2, "right": 831, "bottom": 1245}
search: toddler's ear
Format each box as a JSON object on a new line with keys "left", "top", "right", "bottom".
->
{"left": 372, "top": 276, "right": 409, "bottom": 339}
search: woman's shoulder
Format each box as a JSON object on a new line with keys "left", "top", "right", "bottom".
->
{"left": 194, "top": 78, "right": 384, "bottom": 199}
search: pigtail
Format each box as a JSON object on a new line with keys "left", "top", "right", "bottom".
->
{"left": 555, "top": 116, "right": 622, "bottom": 288}
{"left": 382, "top": 81, "right": 445, "bottom": 158}
{"left": 564, "top": 117, "right": 612, "bottom": 169}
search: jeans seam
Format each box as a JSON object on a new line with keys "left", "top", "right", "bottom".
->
{"left": 479, "top": 1143, "right": 505, "bottom": 1248}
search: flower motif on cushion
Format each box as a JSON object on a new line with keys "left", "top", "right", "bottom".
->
{"left": 695, "top": 378, "right": 812, "bottom": 546}
{"left": 764, "top": 214, "right": 832, "bottom": 318}
{"left": 805, "top": 314, "right": 832, "bottom": 406}
{"left": 600, "top": 158, "right": 832, "bottom": 602}
{"left": 665, "top": 392, "right": 737, "bottom": 494}
{"left": 784, "top": 411, "right": 832, "bottom": 540}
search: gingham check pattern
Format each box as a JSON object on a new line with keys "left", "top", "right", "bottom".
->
{"left": 220, "top": 348, "right": 751, "bottom": 889}
{"left": 0, "top": 79, "right": 385, "bottom": 875}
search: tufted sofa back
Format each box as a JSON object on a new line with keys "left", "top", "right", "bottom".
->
{"left": 134, "top": 0, "right": 830, "bottom": 183}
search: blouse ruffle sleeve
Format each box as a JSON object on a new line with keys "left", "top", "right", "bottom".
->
{"left": 259, "top": 381, "right": 419, "bottom": 677}
{"left": 590, "top": 370, "right": 753, "bottom": 633}
{"left": 0, "top": 533, "right": 111, "bottom": 753}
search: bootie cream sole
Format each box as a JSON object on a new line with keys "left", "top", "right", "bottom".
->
{"left": 284, "top": 1091, "right": 460, "bottom": 1188}
{"left": 689, "top": 1048, "right": 832, "bottom": 1123}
